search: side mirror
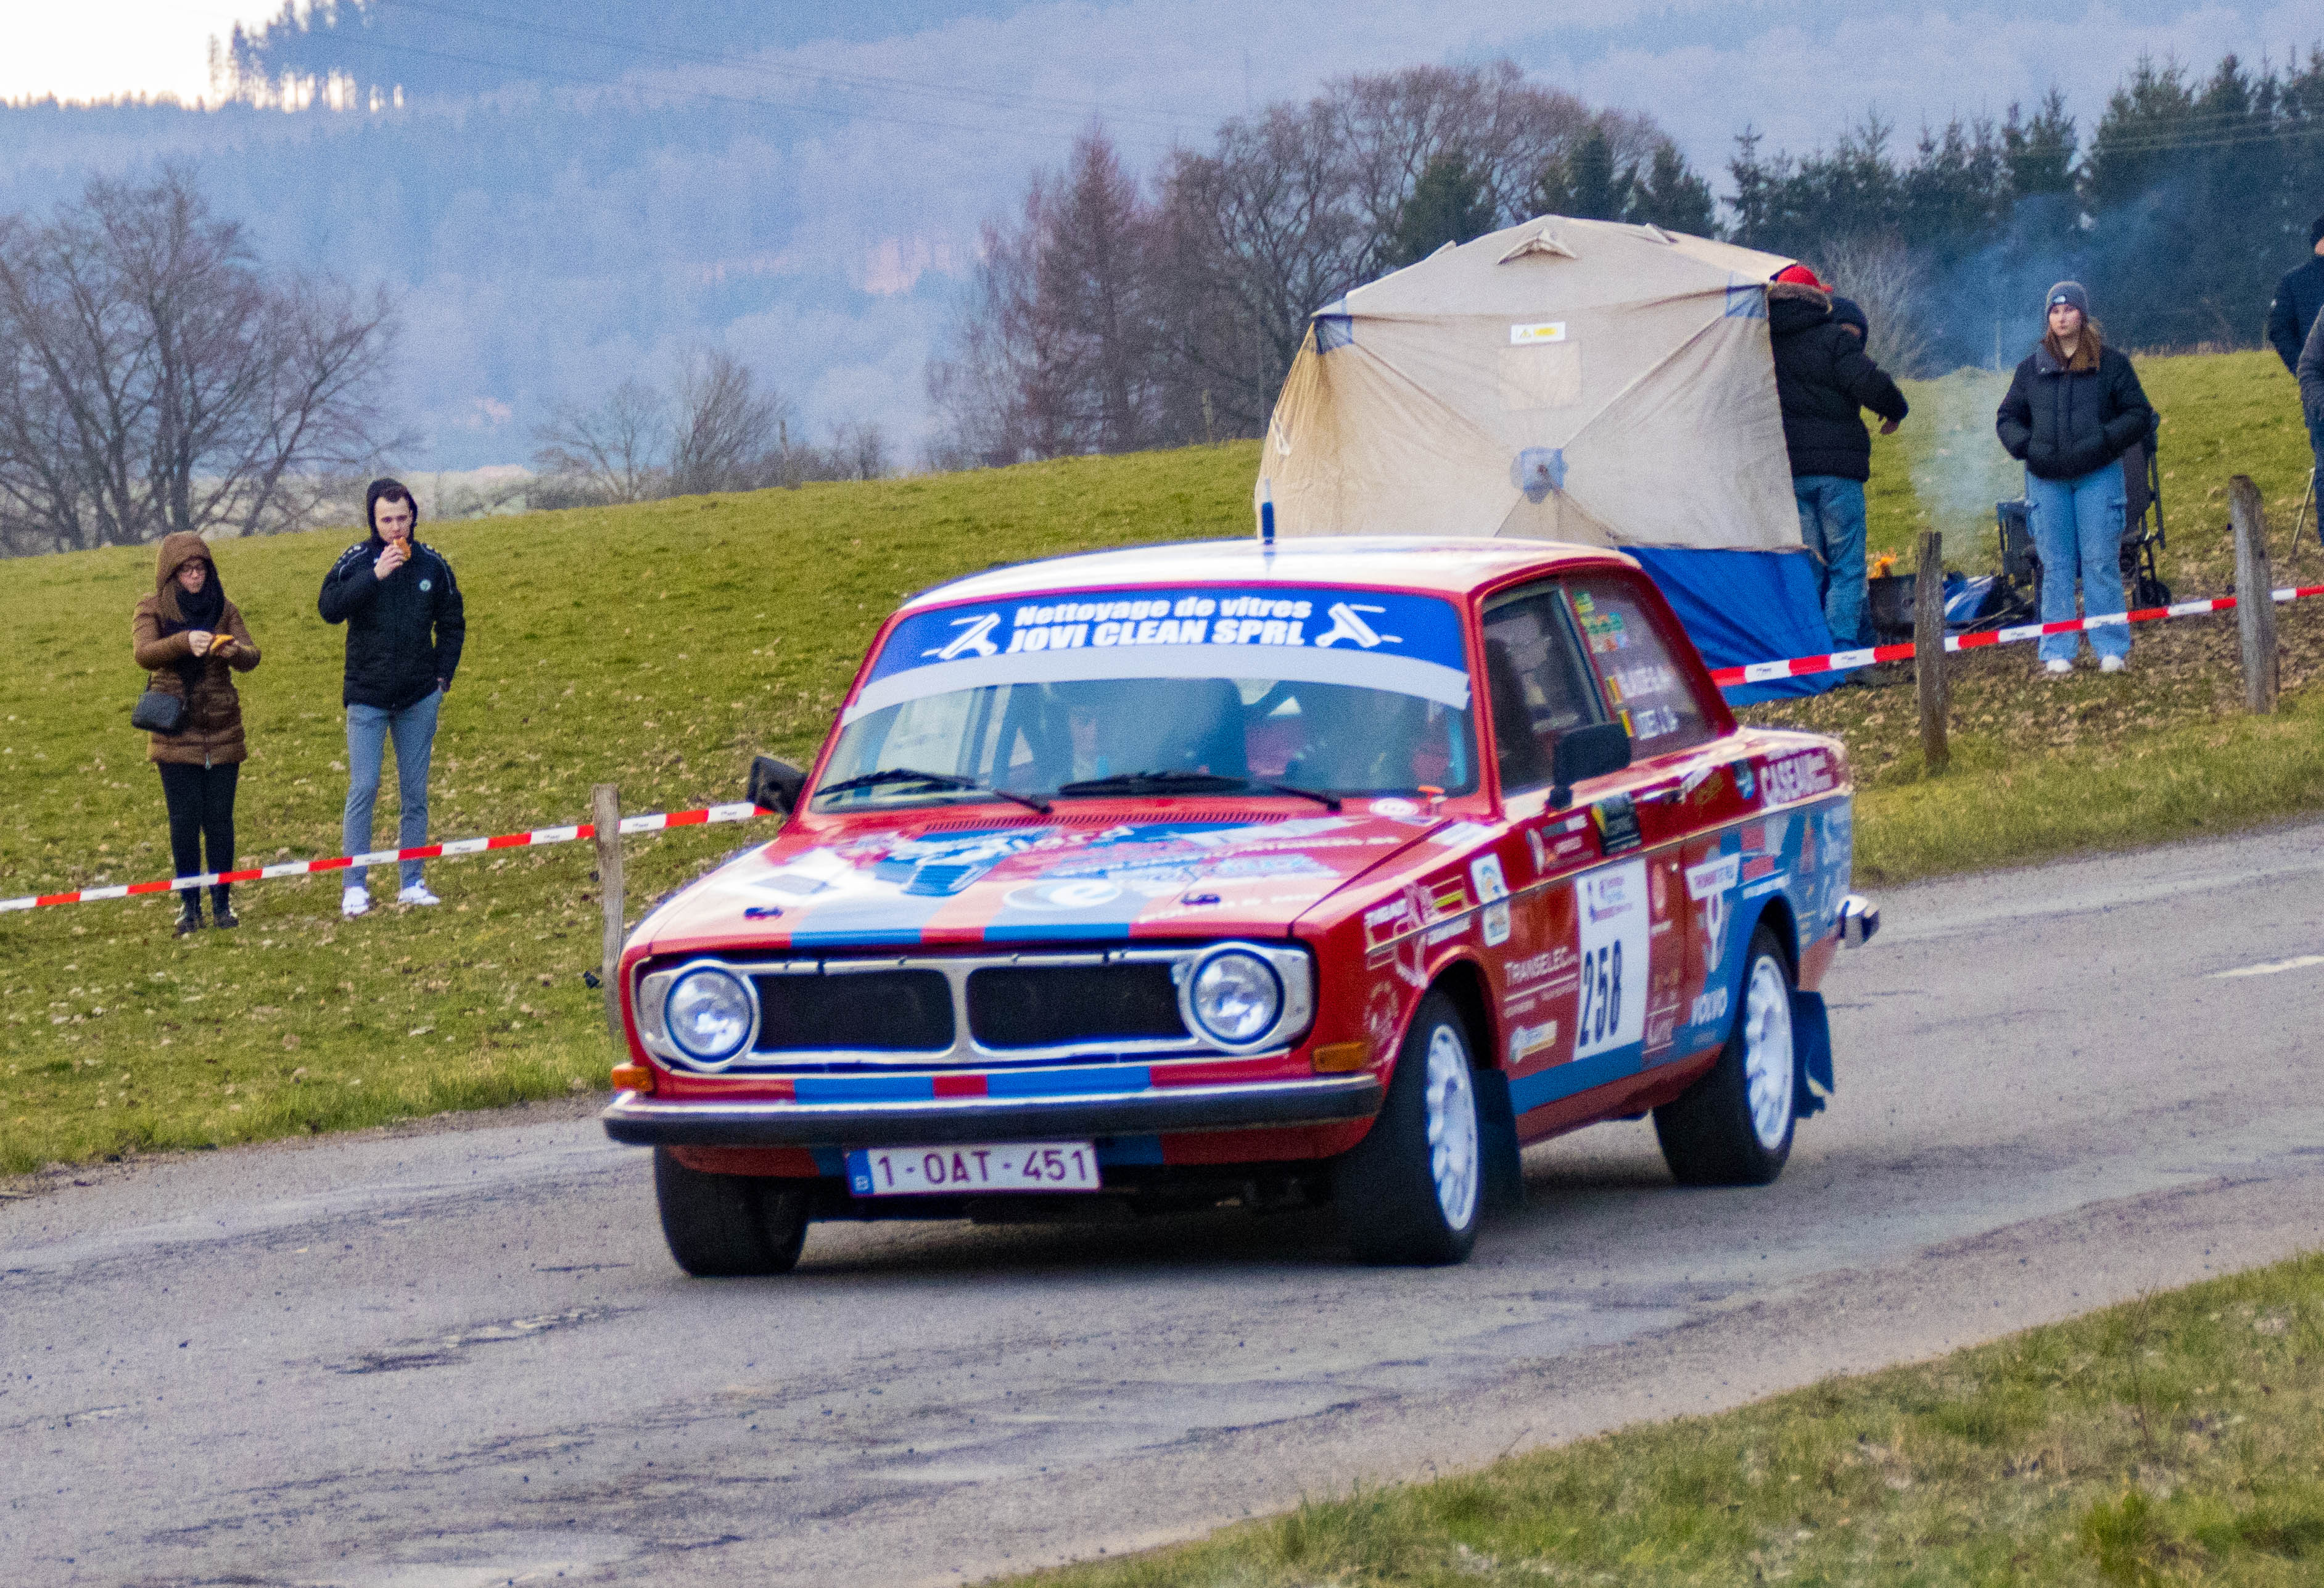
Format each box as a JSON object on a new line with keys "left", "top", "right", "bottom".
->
{"left": 1547, "top": 721, "right": 1631, "bottom": 810}
{"left": 746, "top": 755, "right": 807, "bottom": 816}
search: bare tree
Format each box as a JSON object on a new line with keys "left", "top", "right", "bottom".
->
{"left": 667, "top": 347, "right": 789, "bottom": 497}
{"left": 1816, "top": 234, "right": 1937, "bottom": 378}
{"left": 0, "top": 166, "right": 402, "bottom": 556}
{"left": 822, "top": 420, "right": 889, "bottom": 481}
{"left": 530, "top": 377, "right": 665, "bottom": 504}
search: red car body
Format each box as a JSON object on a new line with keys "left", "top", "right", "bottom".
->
{"left": 604, "top": 537, "right": 1871, "bottom": 1267}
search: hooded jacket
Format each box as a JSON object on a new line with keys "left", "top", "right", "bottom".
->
{"left": 1767, "top": 281, "right": 1909, "bottom": 483}
{"left": 131, "top": 532, "right": 262, "bottom": 767}
{"left": 317, "top": 533, "right": 466, "bottom": 711}
{"left": 1995, "top": 331, "right": 2155, "bottom": 482}
{"left": 2267, "top": 257, "right": 2324, "bottom": 375}
{"left": 2299, "top": 310, "right": 2324, "bottom": 424}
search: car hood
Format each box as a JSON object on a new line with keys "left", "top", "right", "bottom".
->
{"left": 632, "top": 808, "right": 1456, "bottom": 954}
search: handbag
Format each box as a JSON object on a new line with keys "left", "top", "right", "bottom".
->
{"left": 131, "top": 685, "right": 186, "bottom": 734}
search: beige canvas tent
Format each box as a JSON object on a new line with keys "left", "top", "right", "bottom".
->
{"left": 1260, "top": 215, "right": 1799, "bottom": 550}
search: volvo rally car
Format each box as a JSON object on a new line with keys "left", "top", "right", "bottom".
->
{"left": 601, "top": 537, "right": 1877, "bottom": 1272}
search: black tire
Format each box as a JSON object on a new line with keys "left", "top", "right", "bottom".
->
{"left": 1653, "top": 924, "right": 1797, "bottom": 1186}
{"left": 652, "top": 1147, "right": 810, "bottom": 1276}
{"left": 1335, "top": 991, "right": 1484, "bottom": 1266}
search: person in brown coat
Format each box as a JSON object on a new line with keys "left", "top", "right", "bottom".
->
{"left": 131, "top": 533, "right": 262, "bottom": 934}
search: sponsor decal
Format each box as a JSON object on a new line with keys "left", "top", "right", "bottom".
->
{"left": 1510, "top": 1019, "right": 1560, "bottom": 1062}
{"left": 1525, "top": 826, "right": 1547, "bottom": 874}
{"left": 1427, "top": 874, "right": 1470, "bottom": 920}
{"left": 1430, "top": 821, "right": 1496, "bottom": 848}
{"left": 1741, "top": 855, "right": 1777, "bottom": 882}
{"left": 1734, "top": 763, "right": 1757, "bottom": 803}
{"left": 1369, "top": 796, "right": 1420, "bottom": 819}
{"left": 1646, "top": 1010, "right": 1676, "bottom": 1051}
{"left": 1591, "top": 793, "right": 1642, "bottom": 854}
{"left": 1685, "top": 854, "right": 1742, "bottom": 900}
{"left": 1364, "top": 896, "right": 1414, "bottom": 945}
{"left": 1742, "top": 873, "right": 1789, "bottom": 899}
{"left": 1763, "top": 750, "right": 1836, "bottom": 806}
{"left": 1422, "top": 919, "right": 1469, "bottom": 948}
{"left": 1690, "top": 985, "right": 1729, "bottom": 1026}
{"left": 1688, "top": 852, "right": 1739, "bottom": 969}
{"left": 1504, "top": 946, "right": 1572, "bottom": 987}
{"left": 1551, "top": 831, "right": 1590, "bottom": 861}
{"left": 1470, "top": 854, "right": 1511, "bottom": 946}
{"left": 1003, "top": 879, "right": 1123, "bottom": 911}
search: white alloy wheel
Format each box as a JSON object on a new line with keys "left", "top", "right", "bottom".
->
{"left": 1740, "top": 952, "right": 1796, "bottom": 1149}
{"left": 1422, "top": 1025, "right": 1481, "bottom": 1230}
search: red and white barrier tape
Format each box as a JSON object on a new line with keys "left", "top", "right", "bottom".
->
{"left": 0, "top": 801, "right": 767, "bottom": 914}
{"left": 1710, "top": 582, "right": 2324, "bottom": 689}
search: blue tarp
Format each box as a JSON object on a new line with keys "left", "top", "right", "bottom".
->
{"left": 1626, "top": 546, "right": 1843, "bottom": 705}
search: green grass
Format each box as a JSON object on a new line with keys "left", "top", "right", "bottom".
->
{"left": 0, "top": 444, "right": 1263, "bottom": 1173}
{"left": 992, "top": 1252, "right": 2324, "bottom": 1588}
{"left": 2, "top": 349, "right": 2320, "bottom": 1175}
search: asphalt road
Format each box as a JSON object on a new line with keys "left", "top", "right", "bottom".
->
{"left": 7, "top": 818, "right": 2324, "bottom": 1588}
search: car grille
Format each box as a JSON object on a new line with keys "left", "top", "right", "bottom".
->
{"left": 966, "top": 963, "right": 1189, "bottom": 1049}
{"left": 752, "top": 969, "right": 954, "bottom": 1052}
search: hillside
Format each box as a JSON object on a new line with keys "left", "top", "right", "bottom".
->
{"left": 4, "top": 347, "right": 2320, "bottom": 1173}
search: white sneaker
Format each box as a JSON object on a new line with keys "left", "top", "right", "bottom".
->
{"left": 2099, "top": 655, "right": 2127, "bottom": 674}
{"left": 397, "top": 883, "right": 442, "bottom": 908}
{"left": 2043, "top": 659, "right": 2073, "bottom": 676}
{"left": 341, "top": 885, "right": 371, "bottom": 918}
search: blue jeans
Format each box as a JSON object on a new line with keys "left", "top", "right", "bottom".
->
{"left": 1794, "top": 476, "right": 1869, "bottom": 651}
{"left": 2027, "top": 466, "right": 2130, "bottom": 663}
{"left": 344, "top": 689, "right": 442, "bottom": 889}
{"left": 2307, "top": 408, "right": 2324, "bottom": 548}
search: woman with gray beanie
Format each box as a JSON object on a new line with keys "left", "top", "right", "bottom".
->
{"left": 1995, "top": 281, "right": 2156, "bottom": 674}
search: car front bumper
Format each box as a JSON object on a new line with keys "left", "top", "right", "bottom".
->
{"left": 600, "top": 1073, "right": 1385, "bottom": 1148}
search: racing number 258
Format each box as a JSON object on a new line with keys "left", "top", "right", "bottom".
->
{"left": 1575, "top": 942, "right": 1623, "bottom": 1048}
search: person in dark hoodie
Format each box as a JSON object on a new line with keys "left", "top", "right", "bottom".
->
{"left": 2300, "top": 307, "right": 2324, "bottom": 482}
{"left": 318, "top": 479, "right": 465, "bottom": 917}
{"left": 1995, "top": 281, "right": 2156, "bottom": 676}
{"left": 2273, "top": 216, "right": 2324, "bottom": 524}
{"left": 132, "top": 534, "right": 262, "bottom": 936}
{"left": 1768, "top": 265, "right": 1910, "bottom": 669}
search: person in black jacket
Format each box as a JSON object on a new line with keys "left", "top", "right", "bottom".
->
{"left": 1995, "top": 281, "right": 2156, "bottom": 676}
{"left": 1769, "top": 265, "right": 1909, "bottom": 663}
{"left": 2271, "top": 215, "right": 2324, "bottom": 529}
{"left": 318, "top": 478, "right": 466, "bottom": 917}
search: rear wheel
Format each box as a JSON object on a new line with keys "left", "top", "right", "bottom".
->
{"left": 1654, "top": 924, "right": 1796, "bottom": 1186}
{"left": 1335, "top": 991, "right": 1483, "bottom": 1266}
{"left": 653, "top": 1147, "right": 810, "bottom": 1276}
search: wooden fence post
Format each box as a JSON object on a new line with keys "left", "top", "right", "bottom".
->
{"left": 1914, "top": 530, "right": 1950, "bottom": 773}
{"left": 591, "top": 783, "right": 625, "bottom": 1044}
{"left": 2230, "top": 476, "right": 2279, "bottom": 714}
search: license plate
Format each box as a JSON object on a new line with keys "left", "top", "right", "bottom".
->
{"left": 846, "top": 1141, "right": 1101, "bottom": 1197}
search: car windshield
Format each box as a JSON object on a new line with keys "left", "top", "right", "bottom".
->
{"left": 815, "top": 584, "right": 1478, "bottom": 809}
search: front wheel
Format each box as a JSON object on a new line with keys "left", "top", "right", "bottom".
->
{"left": 1653, "top": 924, "right": 1797, "bottom": 1186}
{"left": 1335, "top": 991, "right": 1483, "bottom": 1266}
{"left": 653, "top": 1147, "right": 810, "bottom": 1276}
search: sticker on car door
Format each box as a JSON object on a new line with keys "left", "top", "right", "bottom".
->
{"left": 1573, "top": 859, "right": 1649, "bottom": 1059}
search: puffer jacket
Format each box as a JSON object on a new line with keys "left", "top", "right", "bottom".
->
{"left": 1768, "top": 281, "right": 1909, "bottom": 482}
{"left": 131, "top": 532, "right": 262, "bottom": 767}
{"left": 1995, "top": 334, "right": 2155, "bottom": 482}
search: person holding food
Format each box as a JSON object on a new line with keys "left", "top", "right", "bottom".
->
{"left": 317, "top": 478, "right": 465, "bottom": 917}
{"left": 131, "top": 533, "right": 262, "bottom": 936}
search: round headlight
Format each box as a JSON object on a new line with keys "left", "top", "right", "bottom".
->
{"left": 664, "top": 967, "right": 755, "bottom": 1065}
{"left": 1190, "top": 949, "right": 1284, "bottom": 1046}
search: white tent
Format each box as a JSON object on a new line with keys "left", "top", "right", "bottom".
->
{"left": 1260, "top": 215, "right": 1800, "bottom": 551}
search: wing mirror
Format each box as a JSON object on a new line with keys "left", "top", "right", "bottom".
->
{"left": 746, "top": 755, "right": 807, "bottom": 816}
{"left": 1547, "top": 722, "right": 1631, "bottom": 810}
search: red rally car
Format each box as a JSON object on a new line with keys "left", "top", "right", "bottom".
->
{"left": 602, "top": 536, "right": 1878, "bottom": 1272}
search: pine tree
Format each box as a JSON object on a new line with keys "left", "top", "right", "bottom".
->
{"left": 1630, "top": 141, "right": 1717, "bottom": 236}
{"left": 1387, "top": 154, "right": 1495, "bottom": 265}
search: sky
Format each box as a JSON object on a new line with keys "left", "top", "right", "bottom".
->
{"left": 7, "top": 0, "right": 2317, "bottom": 468}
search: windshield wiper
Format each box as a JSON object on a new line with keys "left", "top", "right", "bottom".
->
{"left": 816, "top": 767, "right": 1051, "bottom": 814}
{"left": 1055, "top": 769, "right": 1341, "bottom": 811}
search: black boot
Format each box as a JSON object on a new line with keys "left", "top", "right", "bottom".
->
{"left": 174, "top": 895, "right": 204, "bottom": 937}
{"left": 210, "top": 885, "right": 238, "bottom": 930}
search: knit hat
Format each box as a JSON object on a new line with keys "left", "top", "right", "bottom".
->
{"left": 1775, "top": 263, "right": 1826, "bottom": 289}
{"left": 2045, "top": 281, "right": 2090, "bottom": 316}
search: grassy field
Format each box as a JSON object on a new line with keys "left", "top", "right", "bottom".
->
{"left": 990, "top": 1252, "right": 2324, "bottom": 1588}
{"left": 1, "top": 349, "right": 2319, "bottom": 1173}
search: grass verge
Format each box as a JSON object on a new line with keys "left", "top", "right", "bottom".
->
{"left": 995, "top": 1252, "right": 2324, "bottom": 1587}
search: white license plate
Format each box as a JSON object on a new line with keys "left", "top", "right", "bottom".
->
{"left": 846, "top": 1141, "right": 1101, "bottom": 1197}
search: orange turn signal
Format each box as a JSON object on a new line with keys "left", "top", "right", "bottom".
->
{"left": 609, "top": 1061, "right": 656, "bottom": 1094}
{"left": 1310, "top": 1040, "right": 1370, "bottom": 1073}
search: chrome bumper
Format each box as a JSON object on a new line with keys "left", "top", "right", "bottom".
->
{"left": 600, "top": 1074, "right": 1384, "bottom": 1148}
